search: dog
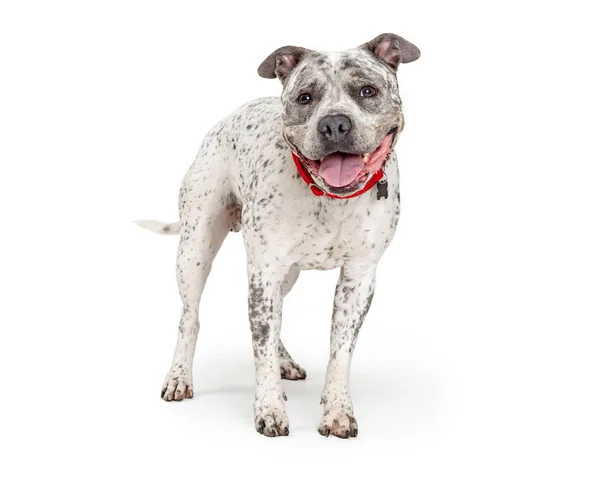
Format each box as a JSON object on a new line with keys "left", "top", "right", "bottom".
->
{"left": 136, "top": 33, "right": 420, "bottom": 438}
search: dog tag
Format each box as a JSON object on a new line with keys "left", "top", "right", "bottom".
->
{"left": 376, "top": 174, "right": 388, "bottom": 200}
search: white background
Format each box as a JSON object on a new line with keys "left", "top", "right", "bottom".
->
{"left": 1, "top": 1, "right": 599, "bottom": 477}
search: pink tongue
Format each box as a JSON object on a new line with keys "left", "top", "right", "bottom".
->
{"left": 318, "top": 153, "right": 364, "bottom": 187}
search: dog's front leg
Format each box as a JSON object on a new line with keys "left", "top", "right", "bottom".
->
{"left": 247, "top": 262, "right": 289, "bottom": 437}
{"left": 319, "top": 262, "right": 376, "bottom": 438}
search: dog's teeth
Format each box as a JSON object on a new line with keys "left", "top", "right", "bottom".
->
{"left": 362, "top": 154, "right": 370, "bottom": 164}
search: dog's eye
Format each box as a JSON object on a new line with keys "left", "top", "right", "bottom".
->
{"left": 360, "top": 86, "right": 377, "bottom": 98}
{"left": 298, "top": 93, "right": 312, "bottom": 105}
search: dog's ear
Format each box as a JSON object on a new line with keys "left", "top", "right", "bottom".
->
{"left": 360, "top": 33, "right": 420, "bottom": 71}
{"left": 258, "top": 46, "right": 313, "bottom": 82}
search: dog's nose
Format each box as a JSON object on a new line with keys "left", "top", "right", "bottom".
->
{"left": 318, "top": 114, "right": 352, "bottom": 143}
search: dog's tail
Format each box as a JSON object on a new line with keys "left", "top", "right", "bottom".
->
{"left": 134, "top": 219, "right": 180, "bottom": 235}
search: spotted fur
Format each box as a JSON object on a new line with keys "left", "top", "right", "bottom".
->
{"left": 137, "top": 34, "right": 419, "bottom": 438}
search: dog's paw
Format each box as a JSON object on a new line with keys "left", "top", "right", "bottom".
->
{"left": 280, "top": 359, "right": 307, "bottom": 380}
{"left": 318, "top": 408, "right": 358, "bottom": 439}
{"left": 254, "top": 398, "right": 289, "bottom": 437}
{"left": 161, "top": 371, "right": 194, "bottom": 402}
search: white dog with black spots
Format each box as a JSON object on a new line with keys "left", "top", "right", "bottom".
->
{"left": 137, "top": 33, "right": 420, "bottom": 438}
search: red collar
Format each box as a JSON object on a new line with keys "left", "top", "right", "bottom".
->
{"left": 291, "top": 151, "right": 385, "bottom": 200}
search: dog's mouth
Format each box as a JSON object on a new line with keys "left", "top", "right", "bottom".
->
{"left": 295, "top": 131, "right": 396, "bottom": 194}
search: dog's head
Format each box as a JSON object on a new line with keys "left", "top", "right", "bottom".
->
{"left": 259, "top": 33, "right": 419, "bottom": 196}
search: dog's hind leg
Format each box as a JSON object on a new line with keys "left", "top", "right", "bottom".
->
{"left": 161, "top": 186, "right": 236, "bottom": 402}
{"left": 278, "top": 342, "right": 307, "bottom": 381}
{"left": 278, "top": 266, "right": 307, "bottom": 380}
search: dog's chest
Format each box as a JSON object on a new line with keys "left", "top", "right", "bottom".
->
{"left": 284, "top": 197, "right": 397, "bottom": 271}
{"left": 292, "top": 224, "right": 350, "bottom": 270}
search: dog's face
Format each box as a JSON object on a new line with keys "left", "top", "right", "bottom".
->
{"left": 259, "top": 34, "right": 420, "bottom": 196}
